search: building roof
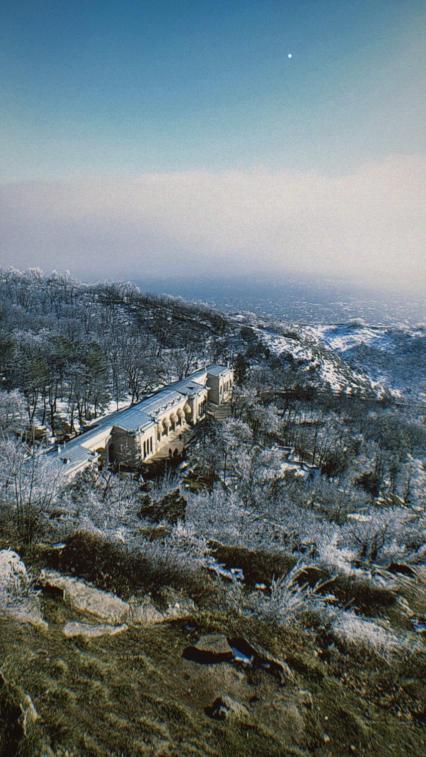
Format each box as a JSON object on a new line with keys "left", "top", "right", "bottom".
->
{"left": 140, "top": 389, "right": 184, "bottom": 416}
{"left": 112, "top": 408, "right": 154, "bottom": 432}
{"left": 205, "top": 364, "right": 232, "bottom": 377}
{"left": 177, "top": 380, "right": 208, "bottom": 397}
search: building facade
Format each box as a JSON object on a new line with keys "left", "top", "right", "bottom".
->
{"left": 56, "top": 364, "right": 233, "bottom": 477}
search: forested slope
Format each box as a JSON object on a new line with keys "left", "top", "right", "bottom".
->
{"left": 0, "top": 268, "right": 234, "bottom": 436}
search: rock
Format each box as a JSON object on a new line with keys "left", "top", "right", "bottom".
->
{"left": 40, "top": 569, "right": 196, "bottom": 627}
{"left": 3, "top": 602, "right": 48, "bottom": 630}
{"left": 184, "top": 634, "right": 234, "bottom": 663}
{"left": 63, "top": 621, "right": 128, "bottom": 638}
{"left": 0, "top": 550, "right": 47, "bottom": 630}
{"left": 130, "top": 597, "right": 195, "bottom": 625}
{"left": 161, "top": 598, "right": 196, "bottom": 622}
{"left": 230, "top": 637, "right": 293, "bottom": 682}
{"left": 39, "top": 570, "right": 129, "bottom": 624}
{"left": 206, "top": 695, "right": 250, "bottom": 721}
{"left": 130, "top": 602, "right": 164, "bottom": 625}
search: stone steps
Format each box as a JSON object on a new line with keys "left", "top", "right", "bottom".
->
{"left": 207, "top": 402, "right": 231, "bottom": 420}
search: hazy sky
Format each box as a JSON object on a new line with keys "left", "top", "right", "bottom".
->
{"left": 1, "top": 1, "right": 425, "bottom": 291}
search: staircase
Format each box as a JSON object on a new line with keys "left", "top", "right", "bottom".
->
{"left": 207, "top": 402, "right": 231, "bottom": 420}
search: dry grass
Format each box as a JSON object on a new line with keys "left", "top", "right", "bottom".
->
{"left": 0, "top": 589, "right": 425, "bottom": 756}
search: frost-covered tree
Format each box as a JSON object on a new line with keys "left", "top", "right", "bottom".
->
{"left": 0, "top": 438, "right": 64, "bottom": 542}
{"left": 0, "top": 389, "right": 27, "bottom": 436}
{"left": 343, "top": 507, "right": 425, "bottom": 566}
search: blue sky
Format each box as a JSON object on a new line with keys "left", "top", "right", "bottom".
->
{"left": 1, "top": 0, "right": 425, "bottom": 178}
{"left": 0, "top": 1, "right": 425, "bottom": 291}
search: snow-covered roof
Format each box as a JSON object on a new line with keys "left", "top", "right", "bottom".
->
{"left": 138, "top": 389, "right": 184, "bottom": 418}
{"left": 112, "top": 408, "right": 154, "bottom": 432}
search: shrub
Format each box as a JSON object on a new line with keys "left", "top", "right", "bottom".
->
{"left": 332, "top": 611, "right": 400, "bottom": 659}
{"left": 248, "top": 563, "right": 321, "bottom": 626}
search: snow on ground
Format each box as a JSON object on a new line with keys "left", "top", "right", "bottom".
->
{"left": 307, "top": 322, "right": 426, "bottom": 400}
{"left": 307, "top": 324, "right": 393, "bottom": 354}
{"left": 318, "top": 359, "right": 347, "bottom": 393}
{"left": 259, "top": 328, "right": 312, "bottom": 361}
{"left": 256, "top": 325, "right": 378, "bottom": 396}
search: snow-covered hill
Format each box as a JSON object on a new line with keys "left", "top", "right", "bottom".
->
{"left": 308, "top": 322, "right": 426, "bottom": 400}
{"left": 235, "top": 315, "right": 425, "bottom": 402}
{"left": 255, "top": 324, "right": 384, "bottom": 397}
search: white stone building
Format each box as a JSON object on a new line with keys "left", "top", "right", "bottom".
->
{"left": 55, "top": 365, "right": 233, "bottom": 477}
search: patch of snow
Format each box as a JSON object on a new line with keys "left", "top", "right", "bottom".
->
{"left": 308, "top": 324, "right": 393, "bottom": 354}
{"left": 205, "top": 556, "right": 244, "bottom": 582}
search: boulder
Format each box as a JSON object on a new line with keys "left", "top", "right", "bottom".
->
{"left": 0, "top": 550, "right": 46, "bottom": 630}
{"left": 184, "top": 634, "right": 234, "bottom": 663}
{"left": 63, "top": 621, "right": 128, "bottom": 638}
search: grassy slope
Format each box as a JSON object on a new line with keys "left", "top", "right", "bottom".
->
{"left": 1, "top": 581, "right": 425, "bottom": 756}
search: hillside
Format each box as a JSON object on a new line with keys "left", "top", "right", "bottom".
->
{"left": 0, "top": 270, "right": 425, "bottom": 756}
{"left": 310, "top": 322, "right": 426, "bottom": 401}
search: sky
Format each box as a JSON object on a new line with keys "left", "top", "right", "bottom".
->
{"left": 0, "top": 0, "right": 425, "bottom": 292}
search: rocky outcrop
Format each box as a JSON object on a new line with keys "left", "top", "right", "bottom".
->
{"left": 0, "top": 550, "right": 47, "bottom": 629}
{"left": 39, "top": 569, "right": 195, "bottom": 626}
{"left": 63, "top": 621, "right": 128, "bottom": 638}
{"left": 39, "top": 569, "right": 129, "bottom": 623}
